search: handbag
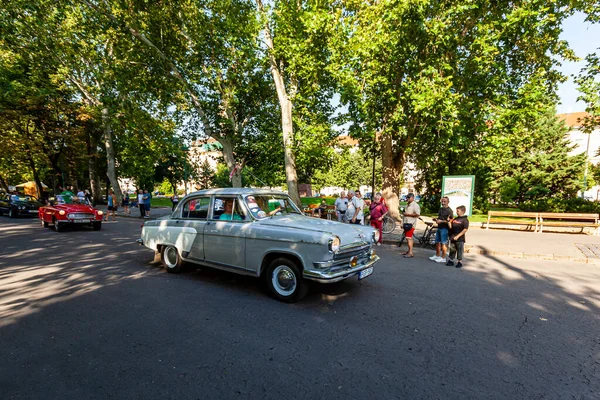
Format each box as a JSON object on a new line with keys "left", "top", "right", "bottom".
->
{"left": 402, "top": 222, "right": 413, "bottom": 231}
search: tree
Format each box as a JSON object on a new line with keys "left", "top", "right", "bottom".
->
{"left": 333, "top": 1, "right": 579, "bottom": 218}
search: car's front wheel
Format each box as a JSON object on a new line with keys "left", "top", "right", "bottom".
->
{"left": 265, "top": 258, "right": 308, "bottom": 303}
{"left": 53, "top": 218, "right": 64, "bottom": 232}
{"left": 8, "top": 208, "right": 16, "bottom": 218}
{"left": 41, "top": 217, "right": 48, "bottom": 228}
{"left": 162, "top": 245, "right": 183, "bottom": 273}
{"left": 92, "top": 221, "right": 102, "bottom": 231}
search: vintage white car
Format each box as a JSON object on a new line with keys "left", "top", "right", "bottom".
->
{"left": 138, "top": 188, "right": 380, "bottom": 302}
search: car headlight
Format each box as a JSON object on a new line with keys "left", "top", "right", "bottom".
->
{"left": 97, "top": 211, "right": 104, "bottom": 215}
{"left": 59, "top": 210, "right": 66, "bottom": 216}
{"left": 372, "top": 230, "right": 380, "bottom": 243}
{"left": 328, "top": 236, "right": 341, "bottom": 253}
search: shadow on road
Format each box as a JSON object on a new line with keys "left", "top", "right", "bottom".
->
{"left": 1, "top": 218, "right": 599, "bottom": 399}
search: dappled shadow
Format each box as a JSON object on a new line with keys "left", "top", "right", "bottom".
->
{"left": 1, "top": 219, "right": 599, "bottom": 399}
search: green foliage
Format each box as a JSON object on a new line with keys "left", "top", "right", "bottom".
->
{"left": 499, "top": 178, "right": 520, "bottom": 204}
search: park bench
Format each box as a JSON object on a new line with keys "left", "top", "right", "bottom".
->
{"left": 485, "top": 211, "right": 539, "bottom": 231}
{"left": 538, "top": 212, "right": 599, "bottom": 235}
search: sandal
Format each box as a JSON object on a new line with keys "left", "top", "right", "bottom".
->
{"left": 400, "top": 252, "right": 409, "bottom": 255}
{"left": 403, "top": 254, "right": 414, "bottom": 258}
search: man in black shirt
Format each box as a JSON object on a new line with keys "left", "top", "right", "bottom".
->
{"left": 429, "top": 196, "right": 453, "bottom": 263}
{"left": 446, "top": 205, "right": 469, "bottom": 268}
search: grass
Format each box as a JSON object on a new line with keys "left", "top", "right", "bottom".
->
{"left": 150, "top": 197, "right": 173, "bottom": 207}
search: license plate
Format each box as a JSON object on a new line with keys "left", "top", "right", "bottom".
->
{"left": 28, "top": 210, "right": 37, "bottom": 213}
{"left": 358, "top": 267, "right": 373, "bottom": 280}
{"left": 73, "top": 219, "right": 90, "bottom": 223}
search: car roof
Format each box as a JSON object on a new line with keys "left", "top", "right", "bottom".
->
{"left": 186, "top": 188, "right": 288, "bottom": 196}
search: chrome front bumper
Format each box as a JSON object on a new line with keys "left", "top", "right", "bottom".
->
{"left": 303, "top": 255, "right": 380, "bottom": 283}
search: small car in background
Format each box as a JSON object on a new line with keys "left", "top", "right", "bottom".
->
{"left": 39, "top": 194, "right": 104, "bottom": 232}
{"left": 0, "top": 193, "right": 43, "bottom": 218}
{"left": 138, "top": 188, "right": 380, "bottom": 302}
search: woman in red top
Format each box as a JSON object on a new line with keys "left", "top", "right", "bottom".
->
{"left": 369, "top": 192, "right": 388, "bottom": 245}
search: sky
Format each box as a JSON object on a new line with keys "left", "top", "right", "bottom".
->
{"left": 556, "top": 12, "right": 600, "bottom": 114}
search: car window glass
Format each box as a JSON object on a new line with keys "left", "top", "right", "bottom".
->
{"left": 182, "top": 197, "right": 210, "bottom": 219}
{"left": 244, "top": 194, "right": 301, "bottom": 219}
{"left": 214, "top": 197, "right": 247, "bottom": 221}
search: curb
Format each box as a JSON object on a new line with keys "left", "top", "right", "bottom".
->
{"left": 382, "top": 238, "right": 600, "bottom": 265}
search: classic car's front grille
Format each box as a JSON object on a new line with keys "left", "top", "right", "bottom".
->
{"left": 67, "top": 213, "right": 94, "bottom": 219}
{"left": 334, "top": 242, "right": 371, "bottom": 260}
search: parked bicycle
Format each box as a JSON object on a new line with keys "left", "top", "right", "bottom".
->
{"left": 382, "top": 214, "right": 396, "bottom": 234}
{"left": 398, "top": 217, "right": 437, "bottom": 249}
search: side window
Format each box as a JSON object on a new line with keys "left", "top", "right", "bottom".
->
{"left": 182, "top": 197, "right": 210, "bottom": 220}
{"left": 214, "top": 197, "right": 247, "bottom": 221}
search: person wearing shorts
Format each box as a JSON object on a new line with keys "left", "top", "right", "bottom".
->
{"left": 401, "top": 193, "right": 420, "bottom": 258}
{"left": 105, "top": 189, "right": 117, "bottom": 222}
{"left": 447, "top": 205, "right": 469, "bottom": 268}
{"left": 430, "top": 196, "right": 453, "bottom": 263}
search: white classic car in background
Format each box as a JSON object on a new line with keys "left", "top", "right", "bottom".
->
{"left": 138, "top": 188, "right": 380, "bottom": 302}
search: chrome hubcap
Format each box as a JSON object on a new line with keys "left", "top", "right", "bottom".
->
{"left": 272, "top": 265, "right": 297, "bottom": 296}
{"left": 165, "top": 247, "right": 178, "bottom": 268}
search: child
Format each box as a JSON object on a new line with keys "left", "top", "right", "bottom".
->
{"left": 446, "top": 205, "right": 469, "bottom": 268}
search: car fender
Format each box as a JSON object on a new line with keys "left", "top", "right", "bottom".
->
{"left": 142, "top": 223, "right": 198, "bottom": 254}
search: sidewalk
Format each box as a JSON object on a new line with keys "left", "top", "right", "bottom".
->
{"left": 95, "top": 205, "right": 173, "bottom": 220}
{"left": 383, "top": 220, "right": 600, "bottom": 264}
{"left": 97, "top": 205, "right": 599, "bottom": 264}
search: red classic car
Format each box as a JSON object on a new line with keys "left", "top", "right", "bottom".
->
{"left": 39, "top": 195, "right": 104, "bottom": 232}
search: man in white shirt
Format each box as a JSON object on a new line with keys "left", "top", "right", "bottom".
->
{"left": 349, "top": 190, "right": 365, "bottom": 225}
{"left": 401, "top": 193, "right": 421, "bottom": 258}
{"left": 334, "top": 191, "right": 348, "bottom": 222}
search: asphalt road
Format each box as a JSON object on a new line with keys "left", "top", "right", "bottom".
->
{"left": 1, "top": 216, "right": 599, "bottom": 399}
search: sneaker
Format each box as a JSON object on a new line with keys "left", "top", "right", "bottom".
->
{"left": 446, "top": 260, "right": 454, "bottom": 266}
{"left": 456, "top": 262, "right": 463, "bottom": 268}
{"left": 435, "top": 257, "right": 447, "bottom": 263}
{"left": 376, "top": 242, "right": 381, "bottom": 246}
{"left": 429, "top": 255, "right": 439, "bottom": 261}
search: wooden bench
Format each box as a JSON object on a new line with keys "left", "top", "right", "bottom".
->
{"left": 538, "top": 212, "right": 599, "bottom": 235}
{"left": 486, "top": 211, "right": 539, "bottom": 231}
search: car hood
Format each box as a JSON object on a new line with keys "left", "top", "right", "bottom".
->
{"left": 257, "top": 214, "right": 374, "bottom": 245}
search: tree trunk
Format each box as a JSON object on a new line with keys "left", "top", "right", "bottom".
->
{"left": 220, "top": 137, "right": 242, "bottom": 188}
{"left": 0, "top": 175, "right": 9, "bottom": 192}
{"left": 256, "top": 0, "right": 301, "bottom": 207}
{"left": 87, "top": 128, "right": 102, "bottom": 204}
{"left": 381, "top": 132, "right": 405, "bottom": 220}
{"left": 102, "top": 108, "right": 123, "bottom": 203}
{"left": 26, "top": 153, "right": 44, "bottom": 198}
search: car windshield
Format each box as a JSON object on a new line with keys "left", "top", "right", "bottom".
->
{"left": 11, "top": 195, "right": 36, "bottom": 202}
{"left": 244, "top": 194, "right": 301, "bottom": 219}
{"left": 55, "top": 194, "right": 91, "bottom": 206}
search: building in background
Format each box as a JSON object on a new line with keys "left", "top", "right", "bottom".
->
{"left": 558, "top": 112, "right": 600, "bottom": 200}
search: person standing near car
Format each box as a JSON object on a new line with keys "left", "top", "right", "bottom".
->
{"left": 430, "top": 196, "right": 453, "bottom": 263}
{"left": 334, "top": 191, "right": 348, "bottom": 222}
{"left": 122, "top": 189, "right": 130, "bottom": 215}
{"left": 369, "top": 192, "right": 388, "bottom": 246}
{"left": 137, "top": 189, "right": 146, "bottom": 218}
{"left": 171, "top": 193, "right": 179, "bottom": 211}
{"left": 143, "top": 190, "right": 151, "bottom": 218}
{"left": 401, "top": 193, "right": 420, "bottom": 258}
{"left": 348, "top": 190, "right": 364, "bottom": 225}
{"left": 105, "top": 189, "right": 117, "bottom": 222}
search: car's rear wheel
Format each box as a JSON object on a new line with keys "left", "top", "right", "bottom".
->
{"left": 265, "top": 257, "right": 308, "bottom": 303}
{"left": 162, "top": 245, "right": 183, "bottom": 273}
{"left": 92, "top": 221, "right": 102, "bottom": 231}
